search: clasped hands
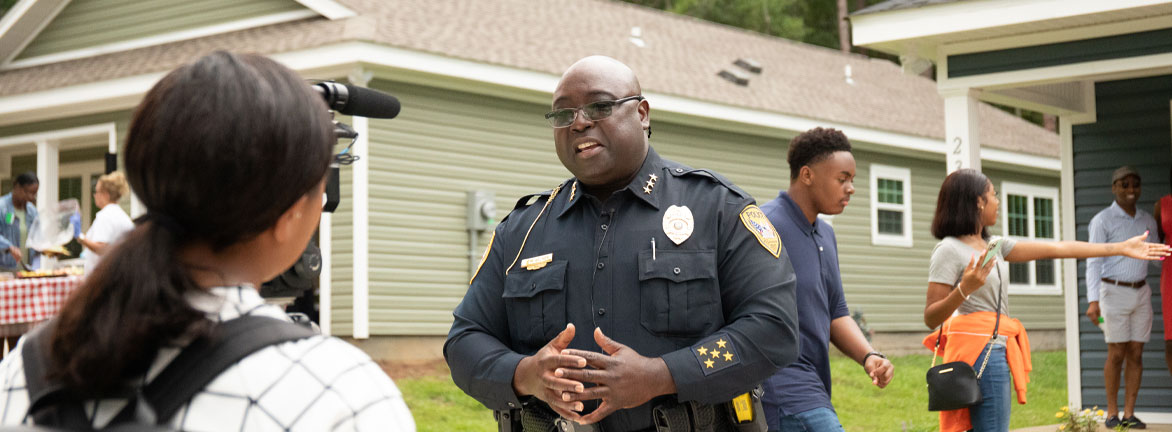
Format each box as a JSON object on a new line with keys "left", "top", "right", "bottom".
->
{"left": 512, "top": 323, "right": 675, "bottom": 425}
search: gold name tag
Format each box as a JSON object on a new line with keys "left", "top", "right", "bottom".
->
{"left": 521, "top": 253, "right": 553, "bottom": 271}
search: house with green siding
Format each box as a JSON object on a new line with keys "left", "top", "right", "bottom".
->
{"left": 0, "top": 0, "right": 1064, "bottom": 362}
{"left": 852, "top": 0, "right": 1172, "bottom": 420}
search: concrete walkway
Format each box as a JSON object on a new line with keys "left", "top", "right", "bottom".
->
{"left": 1011, "top": 424, "right": 1172, "bottom": 432}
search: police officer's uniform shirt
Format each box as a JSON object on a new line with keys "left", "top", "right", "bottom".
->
{"left": 759, "top": 191, "right": 849, "bottom": 425}
{"left": 445, "top": 148, "right": 799, "bottom": 431}
{"left": 0, "top": 285, "right": 416, "bottom": 431}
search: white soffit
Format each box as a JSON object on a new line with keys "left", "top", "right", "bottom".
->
{"left": 0, "top": 0, "right": 70, "bottom": 65}
{"left": 852, "top": 0, "right": 1172, "bottom": 57}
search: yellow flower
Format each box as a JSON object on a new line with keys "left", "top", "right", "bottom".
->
{"left": 1059, "top": 425, "right": 1066, "bottom": 430}
{"left": 1097, "top": 410, "right": 1105, "bottom": 417}
{"left": 1062, "top": 406, "right": 1069, "bottom": 412}
{"left": 1055, "top": 412, "right": 1064, "bottom": 418}
{"left": 1082, "top": 409, "right": 1091, "bottom": 415}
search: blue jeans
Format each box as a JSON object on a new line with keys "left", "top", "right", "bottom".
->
{"left": 773, "top": 407, "right": 845, "bottom": 432}
{"left": 969, "top": 344, "right": 1011, "bottom": 432}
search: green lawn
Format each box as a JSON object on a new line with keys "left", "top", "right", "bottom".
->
{"left": 396, "top": 350, "right": 1068, "bottom": 432}
{"left": 831, "top": 350, "right": 1067, "bottom": 431}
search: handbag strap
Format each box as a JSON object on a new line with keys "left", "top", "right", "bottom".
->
{"left": 931, "top": 255, "right": 1006, "bottom": 377}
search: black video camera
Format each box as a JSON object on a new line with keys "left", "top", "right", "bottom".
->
{"left": 259, "top": 81, "right": 400, "bottom": 314}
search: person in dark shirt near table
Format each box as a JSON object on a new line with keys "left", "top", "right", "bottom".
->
{"left": 445, "top": 55, "right": 799, "bottom": 431}
{"left": 760, "top": 128, "right": 893, "bottom": 431}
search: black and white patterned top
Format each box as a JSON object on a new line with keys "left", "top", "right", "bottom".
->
{"left": 0, "top": 285, "right": 416, "bottom": 431}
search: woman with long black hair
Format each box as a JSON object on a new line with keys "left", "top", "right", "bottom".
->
{"left": 0, "top": 51, "right": 414, "bottom": 431}
{"left": 924, "top": 168, "right": 1168, "bottom": 432}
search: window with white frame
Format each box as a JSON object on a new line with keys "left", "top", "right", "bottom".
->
{"left": 1001, "top": 182, "right": 1060, "bottom": 295}
{"left": 870, "top": 164, "right": 912, "bottom": 247}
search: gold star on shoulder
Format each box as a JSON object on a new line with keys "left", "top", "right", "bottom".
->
{"left": 710, "top": 350, "right": 721, "bottom": 359}
{"left": 704, "top": 359, "right": 715, "bottom": 368}
{"left": 697, "top": 347, "right": 708, "bottom": 356}
{"left": 716, "top": 339, "right": 727, "bottom": 348}
{"left": 723, "top": 352, "right": 733, "bottom": 361}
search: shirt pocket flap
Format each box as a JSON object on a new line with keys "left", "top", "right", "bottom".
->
{"left": 503, "top": 260, "right": 568, "bottom": 298}
{"left": 638, "top": 250, "right": 716, "bottom": 283}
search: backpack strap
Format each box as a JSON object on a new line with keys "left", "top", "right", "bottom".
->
{"left": 22, "top": 320, "right": 94, "bottom": 429}
{"left": 111, "top": 315, "right": 316, "bottom": 425}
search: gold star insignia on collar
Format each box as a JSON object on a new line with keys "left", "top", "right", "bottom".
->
{"left": 649, "top": 173, "right": 658, "bottom": 182}
{"left": 643, "top": 173, "right": 658, "bottom": 194}
{"left": 643, "top": 184, "right": 653, "bottom": 194}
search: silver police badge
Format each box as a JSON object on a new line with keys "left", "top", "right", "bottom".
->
{"left": 662, "top": 205, "right": 694, "bottom": 245}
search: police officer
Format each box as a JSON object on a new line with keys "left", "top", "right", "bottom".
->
{"left": 445, "top": 56, "right": 799, "bottom": 431}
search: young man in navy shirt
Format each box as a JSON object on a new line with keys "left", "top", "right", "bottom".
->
{"left": 760, "top": 127, "right": 894, "bottom": 431}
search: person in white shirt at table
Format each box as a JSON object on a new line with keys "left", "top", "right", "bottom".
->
{"left": 77, "top": 171, "right": 134, "bottom": 275}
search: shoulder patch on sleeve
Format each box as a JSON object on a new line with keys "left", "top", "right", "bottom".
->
{"left": 739, "top": 205, "right": 782, "bottom": 258}
{"left": 469, "top": 231, "right": 495, "bottom": 284}
{"left": 692, "top": 333, "right": 741, "bottom": 376}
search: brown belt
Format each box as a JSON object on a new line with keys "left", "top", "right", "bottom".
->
{"left": 1101, "top": 277, "right": 1145, "bottom": 288}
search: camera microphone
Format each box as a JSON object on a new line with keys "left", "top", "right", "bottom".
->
{"left": 312, "top": 82, "right": 401, "bottom": 119}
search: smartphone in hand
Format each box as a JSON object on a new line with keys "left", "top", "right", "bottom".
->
{"left": 981, "top": 238, "right": 1002, "bottom": 267}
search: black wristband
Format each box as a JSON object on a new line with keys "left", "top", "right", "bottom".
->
{"left": 862, "top": 351, "right": 886, "bottom": 364}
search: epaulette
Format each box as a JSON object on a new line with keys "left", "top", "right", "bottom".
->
{"left": 667, "top": 166, "right": 751, "bottom": 200}
{"left": 512, "top": 190, "right": 553, "bottom": 211}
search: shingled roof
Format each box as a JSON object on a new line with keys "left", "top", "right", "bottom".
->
{"left": 0, "top": 0, "right": 1057, "bottom": 157}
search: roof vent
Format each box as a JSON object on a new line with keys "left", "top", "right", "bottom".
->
{"left": 718, "top": 68, "right": 749, "bottom": 86}
{"left": 734, "top": 58, "right": 762, "bottom": 74}
{"left": 629, "top": 26, "right": 645, "bottom": 48}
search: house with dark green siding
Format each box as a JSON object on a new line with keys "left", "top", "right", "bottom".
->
{"left": 0, "top": 0, "right": 1063, "bottom": 370}
{"left": 853, "top": 0, "right": 1172, "bottom": 421}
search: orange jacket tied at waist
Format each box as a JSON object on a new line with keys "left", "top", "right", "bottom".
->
{"left": 921, "top": 311, "right": 1032, "bottom": 432}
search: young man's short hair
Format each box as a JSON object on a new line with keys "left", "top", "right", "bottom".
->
{"left": 787, "top": 127, "right": 852, "bottom": 180}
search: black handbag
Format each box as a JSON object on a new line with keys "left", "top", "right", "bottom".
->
{"left": 926, "top": 264, "right": 1003, "bottom": 412}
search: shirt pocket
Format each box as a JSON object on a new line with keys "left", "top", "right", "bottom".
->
{"left": 637, "top": 249, "right": 719, "bottom": 338}
{"left": 503, "top": 260, "right": 568, "bottom": 347}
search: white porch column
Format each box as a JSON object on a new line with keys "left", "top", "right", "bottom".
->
{"left": 319, "top": 212, "right": 332, "bottom": 336}
{"left": 1059, "top": 118, "right": 1081, "bottom": 409}
{"left": 941, "top": 88, "right": 982, "bottom": 173}
{"left": 349, "top": 68, "right": 372, "bottom": 339}
{"left": 35, "top": 140, "right": 59, "bottom": 210}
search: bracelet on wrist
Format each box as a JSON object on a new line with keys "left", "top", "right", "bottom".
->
{"left": 863, "top": 351, "right": 886, "bottom": 364}
{"left": 957, "top": 286, "right": 970, "bottom": 300}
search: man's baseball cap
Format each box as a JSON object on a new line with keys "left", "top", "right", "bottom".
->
{"left": 1112, "top": 165, "right": 1141, "bottom": 183}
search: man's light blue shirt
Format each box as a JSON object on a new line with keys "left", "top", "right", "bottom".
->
{"left": 1086, "top": 200, "right": 1159, "bottom": 302}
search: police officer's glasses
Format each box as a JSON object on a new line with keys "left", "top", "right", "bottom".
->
{"left": 545, "top": 95, "right": 645, "bottom": 128}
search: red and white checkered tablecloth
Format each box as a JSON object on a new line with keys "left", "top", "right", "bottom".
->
{"left": 0, "top": 275, "right": 83, "bottom": 326}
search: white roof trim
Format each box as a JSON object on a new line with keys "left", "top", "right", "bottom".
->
{"left": 292, "top": 0, "right": 356, "bottom": 20}
{"left": 851, "top": 0, "right": 1172, "bottom": 47}
{"left": 3, "top": 9, "right": 319, "bottom": 70}
{"left": 0, "top": 41, "right": 1060, "bottom": 172}
{"left": 0, "top": 0, "right": 70, "bottom": 66}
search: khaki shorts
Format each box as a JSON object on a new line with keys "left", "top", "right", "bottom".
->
{"left": 1100, "top": 282, "right": 1153, "bottom": 344}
